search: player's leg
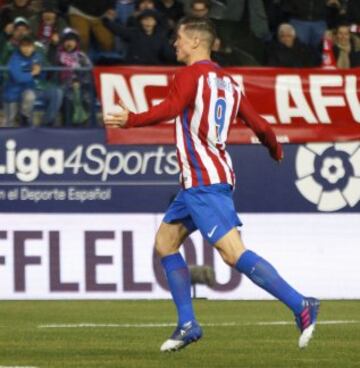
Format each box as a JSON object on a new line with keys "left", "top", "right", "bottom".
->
{"left": 214, "top": 228, "right": 320, "bottom": 348}
{"left": 155, "top": 221, "right": 196, "bottom": 327}
{"left": 157, "top": 192, "right": 202, "bottom": 352}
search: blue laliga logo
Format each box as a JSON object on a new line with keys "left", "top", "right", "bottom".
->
{"left": 295, "top": 143, "right": 360, "bottom": 212}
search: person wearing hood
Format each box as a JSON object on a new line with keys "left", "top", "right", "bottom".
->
{"left": 103, "top": 8, "right": 176, "bottom": 64}
{"left": 3, "top": 34, "right": 63, "bottom": 127}
{"left": 55, "top": 27, "right": 93, "bottom": 125}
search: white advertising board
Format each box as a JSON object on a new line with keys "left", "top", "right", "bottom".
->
{"left": 0, "top": 213, "right": 359, "bottom": 300}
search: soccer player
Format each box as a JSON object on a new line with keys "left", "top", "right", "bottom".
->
{"left": 104, "top": 16, "right": 320, "bottom": 352}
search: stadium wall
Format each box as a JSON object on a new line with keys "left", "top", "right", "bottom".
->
{"left": 0, "top": 128, "right": 359, "bottom": 300}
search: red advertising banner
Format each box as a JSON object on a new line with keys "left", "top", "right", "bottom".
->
{"left": 93, "top": 66, "right": 360, "bottom": 144}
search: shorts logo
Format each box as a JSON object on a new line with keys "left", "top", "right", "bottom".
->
{"left": 295, "top": 143, "right": 360, "bottom": 212}
{"left": 207, "top": 225, "right": 218, "bottom": 238}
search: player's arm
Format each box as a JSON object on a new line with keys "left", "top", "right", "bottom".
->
{"left": 104, "top": 69, "right": 196, "bottom": 128}
{"left": 238, "top": 93, "right": 283, "bottom": 161}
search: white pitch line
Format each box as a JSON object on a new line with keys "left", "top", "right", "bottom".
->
{"left": 0, "top": 366, "right": 38, "bottom": 368}
{"left": 38, "top": 320, "right": 360, "bottom": 329}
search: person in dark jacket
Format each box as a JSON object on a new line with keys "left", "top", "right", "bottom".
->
{"left": 67, "top": 0, "right": 116, "bottom": 52}
{"left": 103, "top": 8, "right": 176, "bottom": 64}
{"left": 266, "top": 23, "right": 319, "bottom": 67}
{"left": 3, "top": 35, "right": 63, "bottom": 127}
{"left": 156, "top": 0, "right": 184, "bottom": 34}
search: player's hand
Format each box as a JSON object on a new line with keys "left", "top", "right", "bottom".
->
{"left": 104, "top": 101, "right": 130, "bottom": 128}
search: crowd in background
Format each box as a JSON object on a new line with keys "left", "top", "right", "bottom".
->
{"left": 0, "top": 0, "right": 360, "bottom": 127}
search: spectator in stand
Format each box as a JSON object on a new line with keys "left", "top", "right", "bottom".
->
{"left": 29, "top": 1, "right": 67, "bottom": 61}
{"left": 3, "top": 35, "right": 63, "bottom": 127}
{"left": 266, "top": 23, "right": 319, "bottom": 67}
{"left": 281, "top": 0, "right": 346, "bottom": 49}
{"left": 67, "top": 0, "right": 116, "bottom": 52}
{"left": 0, "top": 0, "right": 36, "bottom": 38}
{"left": 332, "top": 22, "right": 360, "bottom": 68}
{"left": 0, "top": 16, "right": 31, "bottom": 64}
{"left": 188, "top": 0, "right": 210, "bottom": 18}
{"left": 55, "top": 27, "right": 93, "bottom": 125}
{"left": 126, "top": 0, "right": 159, "bottom": 27}
{"left": 103, "top": 8, "right": 176, "bottom": 64}
{"left": 156, "top": 0, "right": 184, "bottom": 34}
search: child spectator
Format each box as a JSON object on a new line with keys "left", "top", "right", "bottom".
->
{"left": 29, "top": 0, "right": 67, "bottom": 60}
{"left": 3, "top": 34, "right": 63, "bottom": 127}
{"left": 103, "top": 8, "right": 176, "bottom": 65}
{"left": 55, "top": 27, "right": 93, "bottom": 125}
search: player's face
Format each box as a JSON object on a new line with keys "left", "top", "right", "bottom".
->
{"left": 174, "top": 25, "right": 194, "bottom": 64}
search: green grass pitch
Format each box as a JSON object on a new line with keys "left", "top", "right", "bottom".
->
{"left": 0, "top": 300, "right": 359, "bottom": 368}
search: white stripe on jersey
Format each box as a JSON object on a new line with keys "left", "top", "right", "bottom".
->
{"left": 222, "top": 76, "right": 235, "bottom": 144}
{"left": 190, "top": 75, "right": 221, "bottom": 183}
{"left": 176, "top": 116, "right": 193, "bottom": 187}
{"left": 206, "top": 73, "right": 234, "bottom": 185}
{"left": 206, "top": 72, "right": 219, "bottom": 148}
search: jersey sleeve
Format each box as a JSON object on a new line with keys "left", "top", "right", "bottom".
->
{"left": 126, "top": 67, "right": 197, "bottom": 128}
{"left": 238, "top": 93, "right": 283, "bottom": 161}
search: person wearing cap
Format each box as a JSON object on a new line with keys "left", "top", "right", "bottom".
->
{"left": 0, "top": 16, "right": 31, "bottom": 64}
{"left": 0, "top": 0, "right": 35, "bottom": 37}
{"left": 29, "top": 0, "right": 67, "bottom": 59}
{"left": 55, "top": 27, "right": 93, "bottom": 125}
{"left": 103, "top": 8, "right": 176, "bottom": 64}
{"left": 3, "top": 34, "right": 63, "bottom": 127}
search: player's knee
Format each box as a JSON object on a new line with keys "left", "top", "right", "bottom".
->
{"left": 155, "top": 230, "right": 176, "bottom": 257}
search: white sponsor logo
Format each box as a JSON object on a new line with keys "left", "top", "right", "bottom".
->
{"left": 295, "top": 143, "right": 360, "bottom": 211}
{"left": 0, "top": 140, "right": 179, "bottom": 182}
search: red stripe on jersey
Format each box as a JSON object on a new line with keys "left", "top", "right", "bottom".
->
{"left": 180, "top": 110, "right": 199, "bottom": 187}
{"left": 187, "top": 107, "right": 211, "bottom": 185}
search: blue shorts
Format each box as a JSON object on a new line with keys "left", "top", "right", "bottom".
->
{"left": 163, "top": 183, "right": 242, "bottom": 245}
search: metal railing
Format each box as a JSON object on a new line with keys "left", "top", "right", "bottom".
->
{"left": 0, "top": 66, "right": 99, "bottom": 127}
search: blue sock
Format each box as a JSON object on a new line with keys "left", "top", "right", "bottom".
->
{"left": 161, "top": 253, "right": 195, "bottom": 326}
{"left": 235, "top": 250, "right": 304, "bottom": 314}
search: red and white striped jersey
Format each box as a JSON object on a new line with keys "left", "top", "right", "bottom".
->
{"left": 173, "top": 61, "right": 241, "bottom": 188}
{"left": 127, "top": 60, "right": 281, "bottom": 189}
